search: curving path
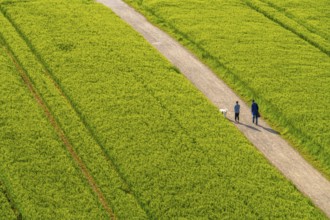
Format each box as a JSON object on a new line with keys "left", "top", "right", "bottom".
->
{"left": 96, "top": 0, "right": 330, "bottom": 217}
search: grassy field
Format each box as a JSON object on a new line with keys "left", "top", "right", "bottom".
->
{"left": 0, "top": 36, "right": 110, "bottom": 218}
{"left": 260, "top": 0, "right": 330, "bottom": 42}
{"left": 0, "top": 0, "right": 327, "bottom": 218}
{"left": 124, "top": 0, "right": 330, "bottom": 178}
{"left": 0, "top": 3, "right": 147, "bottom": 218}
{"left": 0, "top": 181, "right": 16, "bottom": 220}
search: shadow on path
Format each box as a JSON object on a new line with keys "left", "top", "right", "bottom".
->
{"left": 227, "top": 118, "right": 279, "bottom": 135}
{"left": 228, "top": 119, "right": 261, "bottom": 132}
{"left": 258, "top": 125, "right": 280, "bottom": 135}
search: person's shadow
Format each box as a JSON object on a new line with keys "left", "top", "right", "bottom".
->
{"left": 228, "top": 119, "right": 261, "bottom": 132}
{"left": 257, "top": 125, "right": 280, "bottom": 135}
{"left": 228, "top": 118, "right": 280, "bottom": 134}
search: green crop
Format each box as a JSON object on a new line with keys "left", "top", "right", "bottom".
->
{"left": 0, "top": 38, "right": 109, "bottom": 218}
{"left": 259, "top": 0, "right": 330, "bottom": 42}
{"left": 124, "top": 0, "right": 330, "bottom": 178}
{"left": 0, "top": 0, "right": 327, "bottom": 218}
{"left": 0, "top": 3, "right": 147, "bottom": 219}
{"left": 0, "top": 181, "right": 16, "bottom": 220}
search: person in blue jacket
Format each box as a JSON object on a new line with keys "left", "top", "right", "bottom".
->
{"left": 234, "top": 101, "right": 240, "bottom": 123}
{"left": 251, "top": 100, "right": 259, "bottom": 125}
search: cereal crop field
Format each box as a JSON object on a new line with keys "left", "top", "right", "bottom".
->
{"left": 0, "top": 0, "right": 328, "bottom": 219}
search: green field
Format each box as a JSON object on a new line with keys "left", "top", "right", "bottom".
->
{"left": 259, "top": 0, "right": 330, "bottom": 42}
{"left": 0, "top": 34, "right": 113, "bottom": 219}
{"left": 124, "top": 0, "right": 330, "bottom": 177}
{"left": 0, "top": 181, "right": 16, "bottom": 220}
{"left": 0, "top": 0, "right": 328, "bottom": 219}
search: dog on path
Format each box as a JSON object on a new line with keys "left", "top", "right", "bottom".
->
{"left": 219, "top": 108, "right": 228, "bottom": 118}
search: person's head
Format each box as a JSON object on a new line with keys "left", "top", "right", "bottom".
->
{"left": 236, "top": 101, "right": 238, "bottom": 104}
{"left": 252, "top": 99, "right": 255, "bottom": 103}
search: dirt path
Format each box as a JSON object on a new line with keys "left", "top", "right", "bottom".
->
{"left": 97, "top": 0, "right": 330, "bottom": 217}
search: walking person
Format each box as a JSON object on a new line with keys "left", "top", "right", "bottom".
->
{"left": 234, "top": 101, "right": 240, "bottom": 123}
{"left": 251, "top": 100, "right": 259, "bottom": 125}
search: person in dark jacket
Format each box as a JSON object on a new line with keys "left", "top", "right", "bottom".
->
{"left": 251, "top": 100, "right": 259, "bottom": 125}
{"left": 234, "top": 101, "right": 240, "bottom": 123}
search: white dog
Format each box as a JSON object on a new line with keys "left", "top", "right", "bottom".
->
{"left": 219, "top": 108, "right": 228, "bottom": 118}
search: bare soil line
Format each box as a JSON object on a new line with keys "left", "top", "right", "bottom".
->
{"left": 258, "top": 0, "right": 330, "bottom": 42}
{"left": 97, "top": 0, "right": 330, "bottom": 217}
{"left": 2, "top": 44, "right": 116, "bottom": 220}
{"left": 245, "top": 0, "right": 330, "bottom": 57}
{"left": 0, "top": 180, "right": 22, "bottom": 219}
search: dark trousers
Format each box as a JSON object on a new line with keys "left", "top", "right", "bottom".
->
{"left": 235, "top": 113, "right": 239, "bottom": 121}
{"left": 253, "top": 114, "right": 258, "bottom": 125}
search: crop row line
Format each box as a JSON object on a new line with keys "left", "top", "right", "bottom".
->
{"left": 244, "top": 0, "right": 330, "bottom": 57}
{"left": 258, "top": 0, "right": 330, "bottom": 42}
{"left": 0, "top": 177, "right": 22, "bottom": 219}
{"left": 0, "top": 5, "right": 151, "bottom": 218}
{"left": 0, "top": 21, "right": 116, "bottom": 220}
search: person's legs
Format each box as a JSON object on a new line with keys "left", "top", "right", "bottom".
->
{"left": 256, "top": 115, "right": 258, "bottom": 125}
{"left": 252, "top": 114, "right": 255, "bottom": 124}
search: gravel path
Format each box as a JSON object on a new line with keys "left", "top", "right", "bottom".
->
{"left": 97, "top": 0, "right": 330, "bottom": 217}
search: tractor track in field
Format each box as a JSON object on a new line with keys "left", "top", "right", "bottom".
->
{"left": 1, "top": 40, "right": 116, "bottom": 220}
{"left": 0, "top": 6, "right": 151, "bottom": 218}
{"left": 0, "top": 179, "right": 22, "bottom": 219}
{"left": 244, "top": 0, "right": 330, "bottom": 57}
{"left": 258, "top": 0, "right": 330, "bottom": 41}
{"left": 97, "top": 0, "right": 330, "bottom": 217}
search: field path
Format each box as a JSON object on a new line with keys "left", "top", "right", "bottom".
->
{"left": 96, "top": 0, "right": 330, "bottom": 217}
